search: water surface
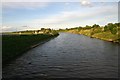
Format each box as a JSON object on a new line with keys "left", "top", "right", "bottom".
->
{"left": 3, "top": 33, "right": 119, "bottom": 78}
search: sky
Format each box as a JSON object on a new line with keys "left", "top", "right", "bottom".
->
{"left": 1, "top": 0, "right": 119, "bottom": 32}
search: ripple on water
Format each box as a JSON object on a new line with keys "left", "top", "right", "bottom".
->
{"left": 3, "top": 33, "right": 118, "bottom": 78}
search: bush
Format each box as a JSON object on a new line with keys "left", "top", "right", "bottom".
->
{"left": 104, "top": 23, "right": 118, "bottom": 35}
{"left": 111, "top": 27, "right": 117, "bottom": 35}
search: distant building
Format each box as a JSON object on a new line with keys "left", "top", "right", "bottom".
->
{"left": 19, "top": 32, "right": 21, "bottom": 35}
{"left": 34, "top": 31, "right": 37, "bottom": 34}
{"left": 38, "top": 31, "right": 44, "bottom": 34}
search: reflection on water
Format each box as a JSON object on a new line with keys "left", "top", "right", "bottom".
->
{"left": 3, "top": 33, "right": 119, "bottom": 78}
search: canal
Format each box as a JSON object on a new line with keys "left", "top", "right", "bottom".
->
{"left": 3, "top": 33, "right": 119, "bottom": 78}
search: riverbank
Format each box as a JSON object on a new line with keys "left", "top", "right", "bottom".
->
{"left": 60, "top": 23, "right": 120, "bottom": 43}
{"left": 2, "top": 33, "right": 59, "bottom": 65}
{"left": 67, "top": 30, "right": 120, "bottom": 43}
{"left": 3, "top": 33, "right": 118, "bottom": 78}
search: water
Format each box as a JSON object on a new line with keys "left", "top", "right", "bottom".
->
{"left": 3, "top": 33, "right": 119, "bottom": 78}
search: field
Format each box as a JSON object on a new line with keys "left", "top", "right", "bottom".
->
{"left": 2, "top": 33, "right": 59, "bottom": 64}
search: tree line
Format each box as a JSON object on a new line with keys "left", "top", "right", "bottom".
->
{"left": 63, "top": 23, "right": 120, "bottom": 35}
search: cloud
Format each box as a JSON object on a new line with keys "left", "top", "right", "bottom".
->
{"left": 2, "top": 0, "right": 52, "bottom": 2}
{"left": 2, "top": 2, "right": 49, "bottom": 10}
{"left": 0, "top": 26, "right": 12, "bottom": 32}
{"left": 2, "top": 0, "right": 119, "bottom": 2}
{"left": 2, "top": 1, "right": 118, "bottom": 31}
{"left": 65, "top": 3, "right": 70, "bottom": 5}
{"left": 31, "top": 5, "right": 117, "bottom": 25}
{"left": 31, "top": 11, "right": 79, "bottom": 24}
{"left": 80, "top": 0, "right": 92, "bottom": 7}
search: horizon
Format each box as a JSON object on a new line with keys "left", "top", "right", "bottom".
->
{"left": 1, "top": 22, "right": 119, "bottom": 33}
{"left": 1, "top": 0, "right": 119, "bottom": 32}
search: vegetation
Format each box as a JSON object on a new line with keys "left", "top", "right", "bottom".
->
{"left": 2, "top": 23, "right": 120, "bottom": 64}
{"left": 59, "top": 23, "right": 120, "bottom": 43}
{"left": 4, "top": 28, "right": 59, "bottom": 35}
{"left": 2, "top": 29, "right": 59, "bottom": 64}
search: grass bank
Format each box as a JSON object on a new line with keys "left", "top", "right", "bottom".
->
{"left": 60, "top": 23, "right": 120, "bottom": 43}
{"left": 2, "top": 33, "right": 59, "bottom": 64}
{"left": 67, "top": 29, "right": 120, "bottom": 43}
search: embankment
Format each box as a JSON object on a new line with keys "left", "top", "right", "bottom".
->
{"left": 67, "top": 30, "right": 120, "bottom": 43}
{"left": 2, "top": 34, "right": 59, "bottom": 64}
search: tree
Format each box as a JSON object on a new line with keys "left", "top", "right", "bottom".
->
{"left": 85, "top": 25, "right": 91, "bottom": 29}
{"left": 111, "top": 27, "right": 117, "bottom": 35}
{"left": 108, "top": 23, "right": 114, "bottom": 31}
{"left": 107, "top": 23, "right": 117, "bottom": 34}
{"left": 41, "top": 28, "right": 45, "bottom": 31}
{"left": 92, "top": 24, "right": 100, "bottom": 28}
{"left": 104, "top": 25, "right": 109, "bottom": 31}
{"left": 104, "top": 23, "right": 118, "bottom": 34}
{"left": 48, "top": 28, "right": 51, "bottom": 32}
{"left": 78, "top": 27, "right": 82, "bottom": 31}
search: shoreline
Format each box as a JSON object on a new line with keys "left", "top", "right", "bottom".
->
{"left": 66, "top": 31, "right": 120, "bottom": 44}
{"left": 2, "top": 34, "right": 59, "bottom": 66}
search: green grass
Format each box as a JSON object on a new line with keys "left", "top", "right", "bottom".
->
{"left": 92, "top": 32, "right": 119, "bottom": 42}
{"left": 2, "top": 34, "right": 59, "bottom": 64}
{"left": 92, "top": 32, "right": 117, "bottom": 39}
{"left": 62, "top": 23, "right": 120, "bottom": 43}
{"left": 67, "top": 29, "right": 120, "bottom": 43}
